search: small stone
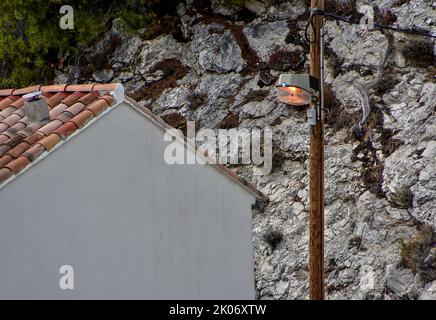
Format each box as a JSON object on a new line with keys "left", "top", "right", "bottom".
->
{"left": 92, "top": 69, "right": 115, "bottom": 83}
{"left": 422, "top": 141, "right": 436, "bottom": 158}
{"left": 419, "top": 170, "right": 431, "bottom": 181}
{"left": 424, "top": 248, "right": 436, "bottom": 267}
{"left": 386, "top": 267, "right": 415, "bottom": 296}
{"left": 418, "top": 281, "right": 436, "bottom": 300}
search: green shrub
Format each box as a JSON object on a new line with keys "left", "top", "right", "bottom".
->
{"left": 0, "top": 0, "right": 181, "bottom": 88}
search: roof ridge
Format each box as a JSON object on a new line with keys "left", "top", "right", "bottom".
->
{"left": 0, "top": 83, "right": 123, "bottom": 99}
{"left": 124, "top": 96, "right": 266, "bottom": 200}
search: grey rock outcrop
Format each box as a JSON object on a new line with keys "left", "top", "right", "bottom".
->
{"left": 76, "top": 0, "right": 435, "bottom": 300}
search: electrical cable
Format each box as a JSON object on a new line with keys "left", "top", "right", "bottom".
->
{"left": 304, "top": 8, "right": 436, "bottom": 42}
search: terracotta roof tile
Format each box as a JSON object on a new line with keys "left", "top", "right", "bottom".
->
{"left": 94, "top": 84, "right": 119, "bottom": 92}
{"left": 0, "top": 155, "right": 12, "bottom": 167}
{"left": 19, "top": 123, "right": 41, "bottom": 138}
{"left": 100, "top": 95, "right": 114, "bottom": 105}
{"left": 56, "top": 112, "right": 74, "bottom": 124}
{"left": 22, "top": 144, "right": 45, "bottom": 162}
{"left": 13, "top": 109, "right": 25, "bottom": 118}
{"left": 64, "top": 102, "right": 86, "bottom": 116}
{"left": 65, "top": 84, "right": 96, "bottom": 92}
{"left": 0, "top": 123, "right": 9, "bottom": 133}
{"left": 5, "top": 156, "right": 30, "bottom": 175}
{"left": 13, "top": 85, "right": 42, "bottom": 96}
{"left": 0, "top": 167, "right": 13, "bottom": 184}
{"left": 40, "top": 84, "right": 68, "bottom": 93}
{"left": 2, "top": 114, "right": 22, "bottom": 127}
{"left": 5, "top": 133, "right": 26, "bottom": 148}
{"left": 7, "top": 141, "right": 30, "bottom": 159}
{"left": 0, "top": 96, "right": 19, "bottom": 111}
{"left": 37, "top": 120, "right": 63, "bottom": 136}
{"left": 49, "top": 103, "right": 69, "bottom": 118}
{"left": 0, "top": 89, "right": 15, "bottom": 96}
{"left": 24, "top": 132, "right": 46, "bottom": 145}
{"left": 38, "top": 133, "right": 61, "bottom": 151}
{"left": 61, "top": 92, "right": 86, "bottom": 107}
{"left": 6, "top": 123, "right": 26, "bottom": 136}
{"left": 79, "top": 92, "right": 99, "bottom": 105}
{"left": 70, "top": 110, "right": 94, "bottom": 128}
{"left": 0, "top": 106, "right": 17, "bottom": 119}
{"left": 53, "top": 122, "right": 78, "bottom": 139}
{"left": 47, "top": 92, "right": 69, "bottom": 108}
{"left": 86, "top": 98, "right": 110, "bottom": 116}
{"left": 0, "top": 145, "right": 11, "bottom": 157}
{"left": 0, "top": 135, "right": 10, "bottom": 144}
{"left": 10, "top": 98, "right": 24, "bottom": 109}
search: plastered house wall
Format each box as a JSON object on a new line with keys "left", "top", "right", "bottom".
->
{"left": 0, "top": 103, "right": 255, "bottom": 299}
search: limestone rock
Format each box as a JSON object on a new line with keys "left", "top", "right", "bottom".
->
{"left": 191, "top": 23, "right": 247, "bottom": 73}
{"left": 92, "top": 69, "right": 115, "bottom": 83}
{"left": 418, "top": 281, "right": 436, "bottom": 300}
{"left": 386, "top": 265, "right": 415, "bottom": 297}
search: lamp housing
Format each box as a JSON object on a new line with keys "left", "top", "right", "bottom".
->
{"left": 276, "top": 74, "right": 320, "bottom": 106}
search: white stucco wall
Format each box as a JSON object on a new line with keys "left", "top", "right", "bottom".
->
{"left": 0, "top": 102, "right": 256, "bottom": 299}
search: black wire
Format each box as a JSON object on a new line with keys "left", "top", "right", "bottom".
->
{"left": 304, "top": 14, "right": 316, "bottom": 43}
{"left": 305, "top": 9, "right": 436, "bottom": 40}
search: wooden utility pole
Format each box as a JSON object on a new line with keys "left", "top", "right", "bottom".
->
{"left": 309, "top": 0, "right": 325, "bottom": 300}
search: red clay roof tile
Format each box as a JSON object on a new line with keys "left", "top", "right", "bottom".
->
{"left": 0, "top": 97, "right": 19, "bottom": 111}
{"left": 99, "top": 95, "right": 114, "bottom": 105}
{"left": 64, "top": 102, "right": 86, "bottom": 116}
{"left": 7, "top": 141, "right": 30, "bottom": 159}
{"left": 56, "top": 112, "right": 74, "bottom": 124}
{"left": 86, "top": 99, "right": 110, "bottom": 116}
{"left": 65, "top": 84, "right": 96, "bottom": 92}
{"left": 0, "top": 123, "right": 9, "bottom": 133}
{"left": 79, "top": 92, "right": 99, "bottom": 105}
{"left": 0, "top": 155, "right": 12, "bottom": 168}
{"left": 0, "top": 135, "right": 10, "bottom": 144}
{"left": 7, "top": 123, "right": 26, "bottom": 136}
{"left": 5, "top": 133, "right": 26, "bottom": 148}
{"left": 24, "top": 132, "right": 46, "bottom": 145}
{"left": 53, "top": 122, "right": 78, "bottom": 139}
{"left": 10, "top": 98, "right": 24, "bottom": 109}
{"left": 5, "top": 156, "right": 30, "bottom": 175}
{"left": 37, "top": 120, "right": 63, "bottom": 136}
{"left": 0, "top": 106, "right": 17, "bottom": 119}
{"left": 0, "top": 89, "right": 15, "bottom": 96}
{"left": 19, "top": 123, "right": 41, "bottom": 137}
{"left": 22, "top": 144, "right": 45, "bottom": 162}
{"left": 49, "top": 103, "right": 69, "bottom": 118}
{"left": 0, "top": 145, "right": 11, "bottom": 157}
{"left": 13, "top": 85, "right": 42, "bottom": 96}
{"left": 70, "top": 110, "right": 94, "bottom": 128}
{"left": 38, "top": 134, "right": 61, "bottom": 151}
{"left": 40, "top": 84, "right": 68, "bottom": 93}
{"left": 0, "top": 168, "right": 13, "bottom": 184}
{"left": 61, "top": 92, "right": 86, "bottom": 107}
{"left": 47, "top": 92, "right": 69, "bottom": 108}
{"left": 2, "top": 114, "right": 22, "bottom": 127}
{"left": 94, "top": 84, "right": 119, "bottom": 92}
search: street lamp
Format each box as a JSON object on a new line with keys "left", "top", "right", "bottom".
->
{"left": 276, "top": 74, "right": 320, "bottom": 106}
{"left": 276, "top": 0, "right": 326, "bottom": 301}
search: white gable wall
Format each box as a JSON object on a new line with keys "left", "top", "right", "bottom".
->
{"left": 0, "top": 103, "right": 256, "bottom": 299}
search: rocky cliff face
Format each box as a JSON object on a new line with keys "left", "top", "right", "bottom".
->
{"left": 58, "top": 0, "right": 435, "bottom": 299}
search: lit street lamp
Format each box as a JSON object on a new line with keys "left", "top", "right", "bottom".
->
{"left": 276, "top": 0, "right": 325, "bottom": 300}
